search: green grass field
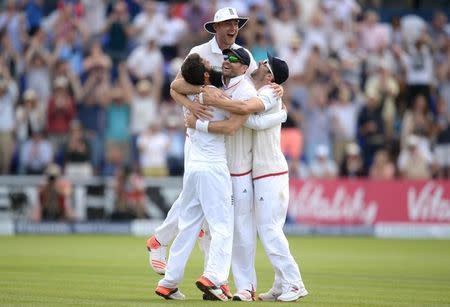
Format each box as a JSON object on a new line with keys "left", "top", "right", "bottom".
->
{"left": 1, "top": 235, "right": 450, "bottom": 306}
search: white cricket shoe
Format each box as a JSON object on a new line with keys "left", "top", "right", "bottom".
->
{"left": 146, "top": 235, "right": 167, "bottom": 275}
{"left": 155, "top": 286, "right": 185, "bottom": 300}
{"left": 232, "top": 289, "right": 255, "bottom": 301}
{"left": 196, "top": 276, "right": 229, "bottom": 302}
{"left": 277, "top": 285, "right": 308, "bottom": 302}
{"left": 258, "top": 288, "right": 282, "bottom": 301}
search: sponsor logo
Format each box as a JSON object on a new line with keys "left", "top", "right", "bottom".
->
{"left": 289, "top": 181, "right": 378, "bottom": 224}
{"left": 407, "top": 182, "right": 450, "bottom": 222}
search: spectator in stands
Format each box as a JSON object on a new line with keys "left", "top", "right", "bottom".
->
{"left": 0, "top": 63, "right": 18, "bottom": 174}
{"left": 309, "top": 145, "right": 338, "bottom": 179}
{"left": 111, "top": 165, "right": 147, "bottom": 220}
{"left": 357, "top": 10, "right": 389, "bottom": 53}
{"left": 337, "top": 36, "right": 365, "bottom": 91}
{"left": 400, "top": 94, "right": 433, "bottom": 150}
{"left": 127, "top": 34, "right": 164, "bottom": 81}
{"left": 32, "top": 163, "right": 73, "bottom": 222}
{"left": 330, "top": 85, "right": 360, "bottom": 164}
{"left": 357, "top": 92, "right": 385, "bottom": 172}
{"left": 104, "top": 64, "right": 131, "bottom": 162}
{"left": 303, "top": 84, "right": 332, "bottom": 163}
{"left": 0, "top": 28, "right": 20, "bottom": 79}
{"left": 428, "top": 11, "right": 448, "bottom": 55}
{"left": 15, "top": 89, "right": 45, "bottom": 145}
{"left": 339, "top": 142, "right": 365, "bottom": 177}
{"left": 24, "top": 32, "right": 52, "bottom": 106}
{"left": 46, "top": 76, "right": 77, "bottom": 151}
{"left": 81, "top": 0, "right": 107, "bottom": 38}
{"left": 52, "top": 58, "right": 83, "bottom": 102}
{"left": 103, "top": 0, "right": 132, "bottom": 67}
{"left": 269, "top": 6, "right": 300, "bottom": 55}
{"left": 101, "top": 142, "right": 127, "bottom": 177}
{"left": 78, "top": 57, "right": 110, "bottom": 173}
{"left": 398, "top": 134, "right": 433, "bottom": 179}
{"left": 83, "top": 40, "right": 112, "bottom": 75}
{"left": 365, "top": 61, "right": 399, "bottom": 141}
{"left": 137, "top": 120, "right": 170, "bottom": 177}
{"left": 369, "top": 149, "right": 395, "bottom": 179}
{"left": 393, "top": 32, "right": 434, "bottom": 110}
{"left": 0, "top": 0, "right": 28, "bottom": 54}
{"left": 433, "top": 97, "right": 450, "bottom": 178}
{"left": 182, "top": 0, "right": 212, "bottom": 48}
{"left": 131, "top": 0, "right": 165, "bottom": 46}
{"left": 52, "top": 24, "right": 86, "bottom": 77}
{"left": 159, "top": 3, "right": 187, "bottom": 61}
{"left": 63, "top": 120, "right": 92, "bottom": 178}
{"left": 19, "top": 130, "right": 53, "bottom": 175}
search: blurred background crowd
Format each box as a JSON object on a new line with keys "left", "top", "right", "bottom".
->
{"left": 0, "top": 0, "right": 449, "bottom": 185}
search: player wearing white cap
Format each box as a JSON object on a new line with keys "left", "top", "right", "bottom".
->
{"left": 146, "top": 7, "right": 256, "bottom": 285}
{"left": 196, "top": 54, "right": 308, "bottom": 302}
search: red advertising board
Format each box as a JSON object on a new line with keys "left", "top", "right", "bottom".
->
{"left": 288, "top": 180, "right": 450, "bottom": 225}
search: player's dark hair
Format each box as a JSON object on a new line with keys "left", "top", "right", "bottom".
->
{"left": 181, "top": 53, "right": 206, "bottom": 86}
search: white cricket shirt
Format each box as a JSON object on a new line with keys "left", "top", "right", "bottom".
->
{"left": 223, "top": 75, "right": 258, "bottom": 175}
{"left": 252, "top": 85, "right": 288, "bottom": 179}
{"left": 188, "top": 37, "right": 257, "bottom": 75}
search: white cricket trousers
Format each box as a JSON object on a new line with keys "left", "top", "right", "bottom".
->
{"left": 153, "top": 137, "right": 191, "bottom": 245}
{"left": 254, "top": 174, "right": 304, "bottom": 291}
{"left": 159, "top": 162, "right": 233, "bottom": 288}
{"left": 231, "top": 173, "right": 257, "bottom": 292}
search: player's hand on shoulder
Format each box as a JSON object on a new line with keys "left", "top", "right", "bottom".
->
{"left": 189, "top": 100, "right": 213, "bottom": 120}
{"left": 203, "top": 87, "right": 225, "bottom": 106}
{"left": 270, "top": 83, "right": 284, "bottom": 98}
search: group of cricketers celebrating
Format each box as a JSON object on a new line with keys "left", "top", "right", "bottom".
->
{"left": 145, "top": 7, "right": 308, "bottom": 302}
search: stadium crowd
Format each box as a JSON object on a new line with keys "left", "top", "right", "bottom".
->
{"left": 0, "top": 0, "right": 449, "bottom": 181}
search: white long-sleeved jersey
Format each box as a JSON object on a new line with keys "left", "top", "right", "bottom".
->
{"left": 186, "top": 92, "right": 228, "bottom": 164}
{"left": 223, "top": 75, "right": 258, "bottom": 175}
{"left": 252, "top": 85, "right": 288, "bottom": 179}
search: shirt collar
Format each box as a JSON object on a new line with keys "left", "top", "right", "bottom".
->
{"left": 210, "top": 37, "right": 240, "bottom": 55}
{"left": 223, "top": 74, "right": 245, "bottom": 90}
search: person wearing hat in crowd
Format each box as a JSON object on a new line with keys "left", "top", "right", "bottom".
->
{"left": 147, "top": 6, "right": 258, "bottom": 296}
{"left": 15, "top": 89, "right": 46, "bottom": 145}
{"left": 186, "top": 51, "right": 308, "bottom": 302}
{"left": 339, "top": 142, "right": 365, "bottom": 177}
{"left": 309, "top": 144, "right": 338, "bottom": 178}
{"left": 397, "top": 134, "right": 433, "bottom": 179}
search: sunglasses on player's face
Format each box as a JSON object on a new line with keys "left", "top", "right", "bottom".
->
{"left": 223, "top": 54, "right": 241, "bottom": 64}
{"left": 262, "top": 59, "right": 274, "bottom": 76}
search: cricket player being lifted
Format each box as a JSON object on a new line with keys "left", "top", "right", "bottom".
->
{"left": 146, "top": 8, "right": 258, "bottom": 287}
{"left": 155, "top": 53, "right": 287, "bottom": 301}
{"left": 186, "top": 52, "right": 309, "bottom": 302}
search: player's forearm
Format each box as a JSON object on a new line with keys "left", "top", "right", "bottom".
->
{"left": 203, "top": 115, "right": 247, "bottom": 135}
{"left": 170, "top": 78, "right": 203, "bottom": 95}
{"left": 170, "top": 89, "right": 195, "bottom": 110}
{"left": 245, "top": 109, "right": 287, "bottom": 130}
{"left": 209, "top": 96, "right": 264, "bottom": 115}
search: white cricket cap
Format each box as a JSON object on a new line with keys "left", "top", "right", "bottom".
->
{"left": 204, "top": 7, "right": 248, "bottom": 34}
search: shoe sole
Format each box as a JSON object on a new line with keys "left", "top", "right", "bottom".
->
{"left": 196, "top": 279, "right": 228, "bottom": 301}
{"left": 155, "top": 288, "right": 179, "bottom": 300}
